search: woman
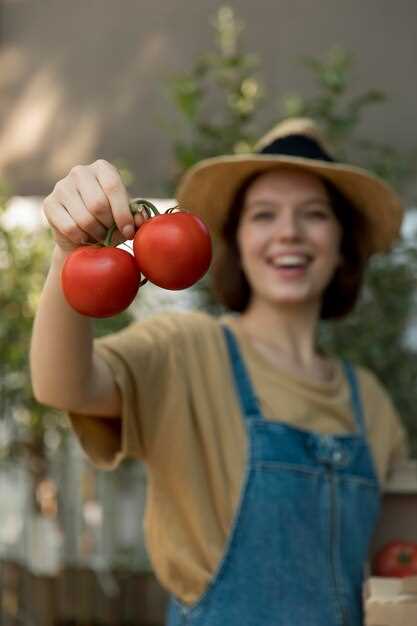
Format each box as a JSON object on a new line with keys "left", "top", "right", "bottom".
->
{"left": 30, "top": 117, "right": 410, "bottom": 625}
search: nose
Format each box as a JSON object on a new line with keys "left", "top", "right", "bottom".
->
{"left": 274, "top": 208, "right": 302, "bottom": 241}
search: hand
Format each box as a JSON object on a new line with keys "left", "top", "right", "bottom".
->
{"left": 42, "top": 159, "right": 146, "bottom": 252}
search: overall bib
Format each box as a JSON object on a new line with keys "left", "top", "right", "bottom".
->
{"left": 166, "top": 325, "right": 381, "bottom": 626}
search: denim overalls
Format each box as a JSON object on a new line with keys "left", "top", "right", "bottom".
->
{"left": 166, "top": 325, "right": 381, "bottom": 626}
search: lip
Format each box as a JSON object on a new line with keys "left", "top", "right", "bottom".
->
{"left": 267, "top": 263, "right": 309, "bottom": 280}
{"left": 264, "top": 254, "right": 313, "bottom": 281}
{"left": 266, "top": 253, "right": 313, "bottom": 270}
{"left": 267, "top": 251, "right": 313, "bottom": 263}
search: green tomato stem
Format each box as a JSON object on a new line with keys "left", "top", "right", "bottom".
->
{"left": 103, "top": 223, "right": 118, "bottom": 247}
{"left": 99, "top": 199, "right": 160, "bottom": 248}
{"left": 99, "top": 198, "right": 180, "bottom": 248}
{"left": 129, "top": 198, "right": 161, "bottom": 218}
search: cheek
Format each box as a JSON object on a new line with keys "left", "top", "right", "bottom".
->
{"left": 236, "top": 227, "right": 263, "bottom": 282}
{"left": 237, "top": 222, "right": 265, "bottom": 256}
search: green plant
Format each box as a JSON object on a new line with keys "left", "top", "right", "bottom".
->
{"left": 163, "top": 5, "right": 264, "bottom": 194}
{"left": 281, "top": 45, "right": 417, "bottom": 193}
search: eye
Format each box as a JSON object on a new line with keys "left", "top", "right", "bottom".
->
{"left": 304, "top": 207, "right": 331, "bottom": 219}
{"left": 252, "top": 210, "right": 275, "bottom": 220}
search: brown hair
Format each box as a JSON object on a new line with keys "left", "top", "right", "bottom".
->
{"left": 210, "top": 170, "right": 368, "bottom": 320}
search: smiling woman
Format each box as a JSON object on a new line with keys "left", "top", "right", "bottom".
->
{"left": 30, "top": 117, "right": 411, "bottom": 626}
{"left": 212, "top": 166, "right": 367, "bottom": 319}
{"left": 236, "top": 169, "right": 343, "bottom": 326}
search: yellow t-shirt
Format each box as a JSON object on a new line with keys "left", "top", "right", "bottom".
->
{"left": 68, "top": 310, "right": 410, "bottom": 605}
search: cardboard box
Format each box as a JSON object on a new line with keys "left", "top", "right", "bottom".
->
{"left": 365, "top": 576, "right": 417, "bottom": 625}
{"left": 368, "top": 576, "right": 417, "bottom": 598}
{"left": 366, "top": 602, "right": 417, "bottom": 626}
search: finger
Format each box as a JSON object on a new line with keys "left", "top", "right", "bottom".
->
{"left": 91, "top": 160, "right": 134, "bottom": 239}
{"left": 133, "top": 209, "right": 148, "bottom": 230}
{"left": 69, "top": 165, "right": 114, "bottom": 230}
{"left": 53, "top": 179, "right": 108, "bottom": 243}
{"left": 43, "top": 197, "right": 90, "bottom": 246}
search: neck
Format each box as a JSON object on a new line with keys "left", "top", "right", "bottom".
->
{"left": 237, "top": 299, "right": 322, "bottom": 370}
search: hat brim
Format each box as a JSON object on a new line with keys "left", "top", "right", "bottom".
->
{"left": 175, "top": 154, "right": 404, "bottom": 255}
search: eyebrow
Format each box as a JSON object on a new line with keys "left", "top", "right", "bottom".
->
{"left": 299, "top": 197, "right": 332, "bottom": 207}
{"left": 246, "top": 196, "right": 331, "bottom": 208}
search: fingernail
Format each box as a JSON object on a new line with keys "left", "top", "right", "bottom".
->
{"left": 123, "top": 225, "right": 135, "bottom": 239}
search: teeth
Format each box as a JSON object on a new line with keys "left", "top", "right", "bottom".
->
{"left": 270, "top": 255, "right": 310, "bottom": 268}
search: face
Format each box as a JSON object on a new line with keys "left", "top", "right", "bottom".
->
{"left": 236, "top": 168, "right": 343, "bottom": 313}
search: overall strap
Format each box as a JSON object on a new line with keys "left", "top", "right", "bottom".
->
{"left": 222, "top": 325, "right": 263, "bottom": 420}
{"left": 341, "top": 360, "right": 366, "bottom": 436}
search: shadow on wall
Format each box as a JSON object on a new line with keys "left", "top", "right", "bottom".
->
{"left": 0, "top": 1, "right": 184, "bottom": 196}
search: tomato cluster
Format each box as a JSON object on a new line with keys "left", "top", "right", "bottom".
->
{"left": 61, "top": 200, "right": 212, "bottom": 318}
{"left": 373, "top": 541, "right": 417, "bottom": 577}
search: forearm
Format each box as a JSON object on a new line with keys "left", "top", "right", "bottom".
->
{"left": 30, "top": 245, "right": 95, "bottom": 410}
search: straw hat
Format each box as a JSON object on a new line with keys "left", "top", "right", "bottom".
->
{"left": 175, "top": 117, "right": 404, "bottom": 256}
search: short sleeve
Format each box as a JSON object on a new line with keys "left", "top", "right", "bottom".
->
{"left": 388, "top": 415, "right": 410, "bottom": 466}
{"left": 358, "top": 365, "right": 411, "bottom": 483}
{"left": 67, "top": 311, "right": 189, "bottom": 469}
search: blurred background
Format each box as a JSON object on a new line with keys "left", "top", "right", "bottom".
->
{"left": 1, "top": 1, "right": 416, "bottom": 625}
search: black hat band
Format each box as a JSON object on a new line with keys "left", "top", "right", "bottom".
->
{"left": 258, "top": 133, "right": 335, "bottom": 163}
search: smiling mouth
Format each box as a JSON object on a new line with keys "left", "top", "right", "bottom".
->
{"left": 266, "top": 254, "right": 313, "bottom": 270}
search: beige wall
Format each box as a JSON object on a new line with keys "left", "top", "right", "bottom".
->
{"left": 0, "top": 0, "right": 416, "bottom": 199}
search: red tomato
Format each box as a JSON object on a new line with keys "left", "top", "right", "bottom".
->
{"left": 373, "top": 541, "right": 417, "bottom": 577}
{"left": 61, "top": 246, "right": 141, "bottom": 317}
{"left": 133, "top": 211, "right": 212, "bottom": 290}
